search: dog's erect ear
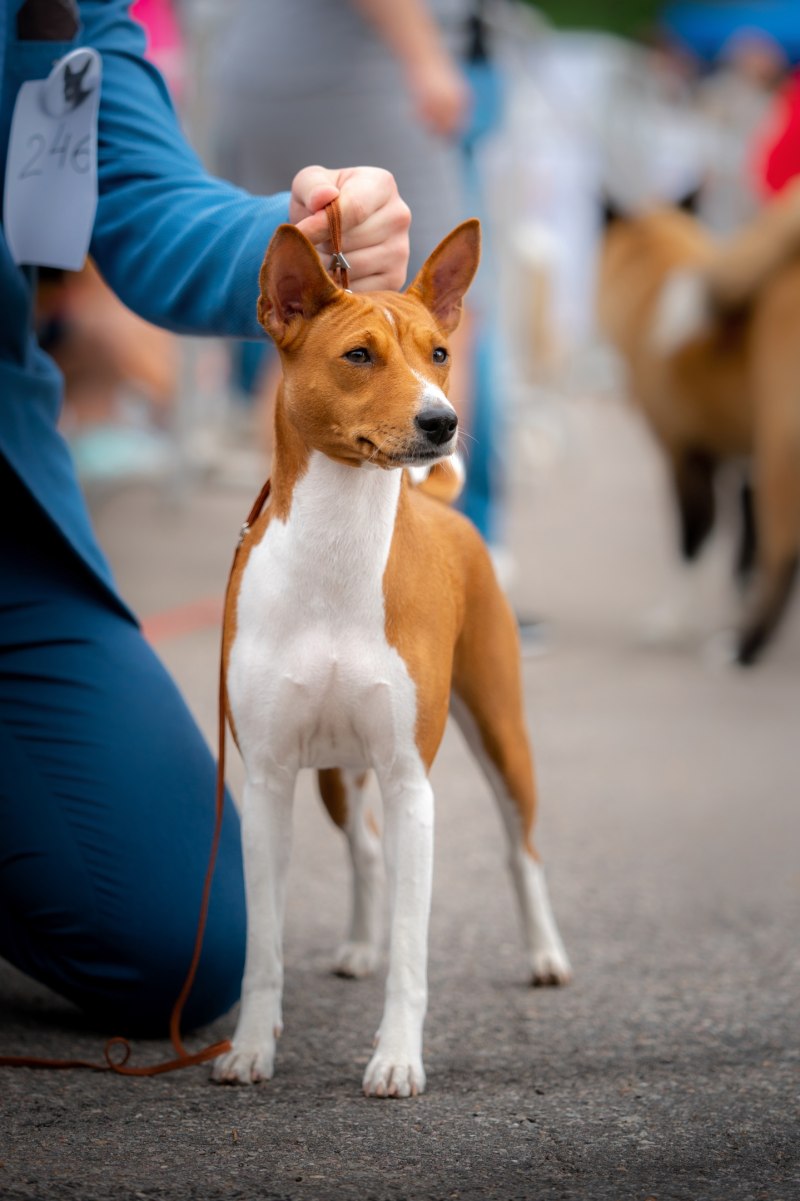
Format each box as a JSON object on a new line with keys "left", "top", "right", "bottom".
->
{"left": 258, "top": 224, "right": 339, "bottom": 345}
{"left": 600, "top": 192, "right": 628, "bottom": 228}
{"left": 674, "top": 184, "right": 703, "bottom": 215}
{"left": 407, "top": 219, "right": 481, "bottom": 333}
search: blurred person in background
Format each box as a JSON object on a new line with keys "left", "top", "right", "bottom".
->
{"left": 456, "top": 1, "right": 514, "bottom": 573}
{"left": 658, "top": 0, "right": 800, "bottom": 212}
{"left": 212, "top": 0, "right": 468, "bottom": 298}
{"left": 698, "top": 29, "right": 788, "bottom": 233}
{"left": 754, "top": 60, "right": 800, "bottom": 197}
{"left": 1, "top": 0, "right": 409, "bottom": 1034}
{"left": 210, "top": 0, "right": 471, "bottom": 455}
{"left": 35, "top": 259, "right": 181, "bottom": 482}
{"left": 212, "top": 0, "right": 517, "bottom": 586}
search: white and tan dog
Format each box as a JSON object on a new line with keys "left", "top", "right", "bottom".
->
{"left": 598, "top": 183, "right": 800, "bottom": 664}
{"left": 212, "top": 219, "right": 570, "bottom": 1098}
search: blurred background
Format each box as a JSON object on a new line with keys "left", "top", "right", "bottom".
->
{"left": 11, "top": 9, "right": 798, "bottom": 1192}
{"left": 42, "top": 0, "right": 800, "bottom": 661}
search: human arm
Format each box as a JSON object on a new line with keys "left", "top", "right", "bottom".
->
{"left": 83, "top": 1, "right": 409, "bottom": 337}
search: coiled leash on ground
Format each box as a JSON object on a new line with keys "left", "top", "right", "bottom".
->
{"left": 0, "top": 201, "right": 349, "bottom": 1076}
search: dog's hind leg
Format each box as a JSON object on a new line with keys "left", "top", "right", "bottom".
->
{"left": 212, "top": 771, "right": 295, "bottom": 1084}
{"left": 673, "top": 447, "right": 718, "bottom": 563}
{"left": 318, "top": 768, "right": 383, "bottom": 978}
{"left": 641, "top": 447, "right": 718, "bottom": 644}
{"left": 736, "top": 453, "right": 800, "bottom": 664}
{"left": 737, "top": 556, "right": 798, "bottom": 664}
{"left": 451, "top": 572, "right": 571, "bottom": 987}
{"left": 737, "top": 301, "right": 800, "bottom": 665}
{"left": 735, "top": 476, "right": 758, "bottom": 587}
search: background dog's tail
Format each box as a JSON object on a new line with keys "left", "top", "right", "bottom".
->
{"left": 654, "top": 180, "right": 800, "bottom": 357}
{"left": 407, "top": 454, "right": 466, "bottom": 506}
{"left": 704, "top": 177, "right": 800, "bottom": 313}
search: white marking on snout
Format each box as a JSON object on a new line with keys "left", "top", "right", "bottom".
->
{"left": 412, "top": 369, "right": 456, "bottom": 416}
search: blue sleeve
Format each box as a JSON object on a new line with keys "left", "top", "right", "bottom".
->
{"left": 83, "top": 0, "right": 289, "bottom": 337}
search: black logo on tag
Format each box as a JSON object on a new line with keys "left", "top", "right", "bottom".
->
{"left": 63, "top": 59, "right": 92, "bottom": 111}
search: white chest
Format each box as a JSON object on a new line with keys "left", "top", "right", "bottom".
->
{"left": 228, "top": 455, "right": 419, "bottom": 773}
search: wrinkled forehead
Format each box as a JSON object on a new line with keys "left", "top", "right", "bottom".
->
{"left": 372, "top": 290, "right": 441, "bottom": 331}
{"left": 276, "top": 289, "right": 449, "bottom": 364}
{"left": 327, "top": 289, "right": 445, "bottom": 341}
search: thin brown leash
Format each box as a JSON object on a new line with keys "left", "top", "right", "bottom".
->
{"left": 0, "top": 202, "right": 349, "bottom": 1077}
{"left": 0, "top": 476, "right": 273, "bottom": 1076}
{"left": 326, "top": 199, "right": 351, "bottom": 290}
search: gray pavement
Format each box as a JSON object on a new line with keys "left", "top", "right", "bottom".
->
{"left": 2, "top": 394, "right": 799, "bottom": 1201}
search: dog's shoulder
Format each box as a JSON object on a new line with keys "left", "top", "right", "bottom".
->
{"left": 399, "top": 483, "right": 496, "bottom": 584}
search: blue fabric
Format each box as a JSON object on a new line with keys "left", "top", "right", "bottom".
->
{"left": 0, "top": 457, "right": 246, "bottom": 1032}
{"left": 461, "top": 332, "right": 504, "bottom": 546}
{"left": 662, "top": 2, "right": 800, "bottom": 64}
{"left": 458, "top": 60, "right": 505, "bottom": 546}
{"left": 1, "top": 0, "right": 289, "bottom": 605}
{"left": 0, "top": 0, "right": 291, "bottom": 1030}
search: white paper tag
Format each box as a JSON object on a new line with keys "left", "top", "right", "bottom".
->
{"left": 3, "top": 47, "right": 102, "bottom": 271}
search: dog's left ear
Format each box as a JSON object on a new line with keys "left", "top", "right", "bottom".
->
{"left": 258, "top": 224, "right": 340, "bottom": 346}
{"left": 408, "top": 219, "right": 481, "bottom": 333}
{"left": 674, "top": 184, "right": 703, "bottom": 215}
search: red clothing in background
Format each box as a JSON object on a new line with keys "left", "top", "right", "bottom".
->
{"left": 755, "top": 70, "right": 800, "bottom": 195}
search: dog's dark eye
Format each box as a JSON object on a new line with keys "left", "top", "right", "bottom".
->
{"left": 432, "top": 347, "right": 449, "bottom": 364}
{"left": 343, "top": 347, "right": 372, "bottom": 365}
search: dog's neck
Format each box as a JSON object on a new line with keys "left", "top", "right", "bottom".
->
{"left": 268, "top": 390, "right": 403, "bottom": 593}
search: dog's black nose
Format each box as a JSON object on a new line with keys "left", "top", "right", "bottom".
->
{"left": 415, "top": 407, "right": 458, "bottom": 446}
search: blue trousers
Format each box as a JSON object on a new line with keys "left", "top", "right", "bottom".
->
{"left": 0, "top": 457, "right": 246, "bottom": 1035}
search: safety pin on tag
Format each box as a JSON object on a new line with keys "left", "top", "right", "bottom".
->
{"left": 4, "top": 48, "right": 102, "bottom": 271}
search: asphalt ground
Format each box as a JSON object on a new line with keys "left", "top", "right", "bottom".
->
{"left": 1, "top": 393, "right": 798, "bottom": 1201}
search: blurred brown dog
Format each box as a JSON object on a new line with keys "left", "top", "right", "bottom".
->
{"left": 597, "top": 181, "right": 800, "bottom": 665}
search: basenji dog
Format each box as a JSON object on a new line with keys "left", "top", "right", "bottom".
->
{"left": 212, "top": 219, "right": 570, "bottom": 1098}
{"left": 598, "top": 181, "right": 800, "bottom": 664}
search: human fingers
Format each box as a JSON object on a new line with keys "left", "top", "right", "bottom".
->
{"left": 294, "top": 167, "right": 410, "bottom": 255}
{"left": 316, "top": 233, "right": 413, "bottom": 293}
{"left": 288, "top": 165, "right": 341, "bottom": 227}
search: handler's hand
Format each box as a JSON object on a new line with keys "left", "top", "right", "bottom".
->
{"left": 289, "top": 165, "right": 411, "bottom": 291}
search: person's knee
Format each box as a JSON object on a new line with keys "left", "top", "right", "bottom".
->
{"left": 82, "top": 905, "right": 246, "bottom": 1037}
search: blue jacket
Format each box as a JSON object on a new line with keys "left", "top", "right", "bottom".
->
{"left": 1, "top": 0, "right": 289, "bottom": 616}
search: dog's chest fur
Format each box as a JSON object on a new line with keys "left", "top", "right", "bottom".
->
{"left": 228, "top": 451, "right": 420, "bottom": 773}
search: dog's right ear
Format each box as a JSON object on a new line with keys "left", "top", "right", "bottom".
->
{"left": 600, "top": 192, "right": 627, "bottom": 228}
{"left": 258, "top": 224, "right": 339, "bottom": 345}
{"left": 407, "top": 219, "right": 481, "bottom": 333}
{"left": 674, "top": 185, "right": 703, "bottom": 215}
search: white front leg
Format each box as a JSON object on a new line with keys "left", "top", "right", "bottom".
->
{"left": 363, "top": 774, "right": 434, "bottom": 1099}
{"left": 212, "top": 770, "right": 295, "bottom": 1085}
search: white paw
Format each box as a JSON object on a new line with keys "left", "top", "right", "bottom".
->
{"left": 530, "top": 946, "right": 572, "bottom": 987}
{"left": 333, "top": 941, "right": 379, "bottom": 978}
{"left": 363, "top": 1051, "right": 426, "bottom": 1099}
{"left": 211, "top": 1035, "right": 278, "bottom": 1085}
